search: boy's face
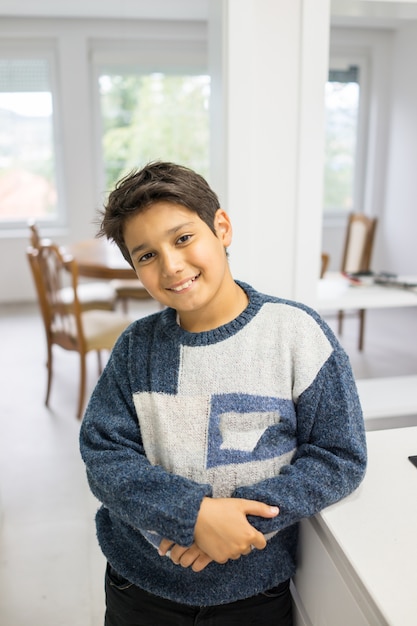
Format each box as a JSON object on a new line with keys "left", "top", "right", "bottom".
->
{"left": 124, "top": 202, "right": 239, "bottom": 331}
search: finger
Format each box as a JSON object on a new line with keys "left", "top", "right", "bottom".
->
{"left": 250, "top": 532, "right": 267, "bottom": 550}
{"left": 241, "top": 544, "right": 254, "bottom": 556}
{"left": 158, "top": 539, "right": 175, "bottom": 556}
{"left": 177, "top": 546, "right": 201, "bottom": 568}
{"left": 191, "top": 554, "right": 213, "bottom": 573}
{"left": 241, "top": 500, "right": 279, "bottom": 519}
{"left": 169, "top": 544, "right": 188, "bottom": 565}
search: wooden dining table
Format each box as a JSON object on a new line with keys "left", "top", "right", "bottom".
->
{"left": 64, "top": 238, "right": 137, "bottom": 280}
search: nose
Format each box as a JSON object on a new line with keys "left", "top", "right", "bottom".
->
{"left": 160, "top": 248, "right": 184, "bottom": 277}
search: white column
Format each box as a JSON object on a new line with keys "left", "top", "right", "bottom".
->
{"left": 209, "top": 0, "right": 330, "bottom": 305}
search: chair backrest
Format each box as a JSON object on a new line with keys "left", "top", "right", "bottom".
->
{"left": 27, "top": 242, "right": 85, "bottom": 352}
{"left": 320, "top": 253, "right": 330, "bottom": 278}
{"left": 341, "top": 212, "right": 378, "bottom": 274}
{"left": 28, "top": 219, "right": 53, "bottom": 250}
{"left": 28, "top": 221, "right": 41, "bottom": 248}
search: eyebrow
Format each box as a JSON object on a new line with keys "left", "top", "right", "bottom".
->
{"left": 129, "top": 221, "right": 195, "bottom": 258}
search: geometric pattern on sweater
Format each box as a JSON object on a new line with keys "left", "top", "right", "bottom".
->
{"left": 133, "top": 302, "right": 332, "bottom": 499}
{"left": 207, "top": 393, "right": 296, "bottom": 466}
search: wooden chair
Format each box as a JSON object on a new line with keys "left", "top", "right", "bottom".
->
{"left": 27, "top": 242, "right": 132, "bottom": 418}
{"left": 29, "top": 221, "right": 44, "bottom": 248}
{"left": 338, "top": 212, "right": 378, "bottom": 350}
{"left": 29, "top": 221, "right": 117, "bottom": 311}
{"left": 320, "top": 253, "right": 330, "bottom": 278}
{"left": 110, "top": 278, "right": 155, "bottom": 313}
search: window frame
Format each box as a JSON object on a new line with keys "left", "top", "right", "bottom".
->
{"left": 0, "top": 39, "right": 66, "bottom": 232}
{"left": 324, "top": 49, "right": 370, "bottom": 224}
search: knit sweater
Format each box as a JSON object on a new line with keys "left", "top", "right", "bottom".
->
{"left": 79, "top": 281, "right": 367, "bottom": 606}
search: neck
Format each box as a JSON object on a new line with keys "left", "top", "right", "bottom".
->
{"left": 178, "top": 283, "right": 249, "bottom": 333}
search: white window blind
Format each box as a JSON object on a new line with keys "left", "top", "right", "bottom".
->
{"left": 0, "top": 54, "right": 62, "bottom": 227}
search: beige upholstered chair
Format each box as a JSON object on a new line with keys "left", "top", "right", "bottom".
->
{"left": 338, "top": 212, "right": 378, "bottom": 350}
{"left": 340, "top": 213, "right": 378, "bottom": 275}
{"left": 27, "top": 242, "right": 132, "bottom": 418}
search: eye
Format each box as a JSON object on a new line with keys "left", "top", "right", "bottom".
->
{"left": 177, "top": 234, "right": 192, "bottom": 245}
{"left": 138, "top": 251, "right": 155, "bottom": 263}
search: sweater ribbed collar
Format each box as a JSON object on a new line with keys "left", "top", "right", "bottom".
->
{"left": 159, "top": 281, "right": 264, "bottom": 346}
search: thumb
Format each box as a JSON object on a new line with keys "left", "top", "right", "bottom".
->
{"left": 241, "top": 499, "right": 279, "bottom": 518}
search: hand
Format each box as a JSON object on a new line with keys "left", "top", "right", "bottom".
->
{"left": 159, "top": 538, "right": 213, "bottom": 572}
{"left": 194, "top": 498, "right": 279, "bottom": 564}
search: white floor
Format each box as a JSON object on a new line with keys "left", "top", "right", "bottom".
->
{"left": 0, "top": 299, "right": 160, "bottom": 626}
{"left": 0, "top": 300, "right": 416, "bottom": 625}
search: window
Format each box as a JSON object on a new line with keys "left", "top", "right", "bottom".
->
{"left": 0, "top": 52, "right": 63, "bottom": 228}
{"left": 323, "top": 65, "right": 361, "bottom": 214}
{"left": 98, "top": 71, "right": 210, "bottom": 193}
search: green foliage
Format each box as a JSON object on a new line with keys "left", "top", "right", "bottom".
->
{"left": 323, "top": 81, "right": 359, "bottom": 212}
{"left": 99, "top": 73, "right": 210, "bottom": 192}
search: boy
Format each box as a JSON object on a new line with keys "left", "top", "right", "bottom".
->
{"left": 79, "top": 161, "right": 367, "bottom": 625}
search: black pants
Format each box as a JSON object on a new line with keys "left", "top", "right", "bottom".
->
{"left": 105, "top": 564, "right": 293, "bottom": 626}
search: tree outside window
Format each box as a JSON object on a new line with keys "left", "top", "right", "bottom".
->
{"left": 98, "top": 72, "right": 210, "bottom": 193}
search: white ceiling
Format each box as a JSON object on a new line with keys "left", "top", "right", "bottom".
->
{"left": 332, "top": 0, "right": 417, "bottom": 27}
{"left": 0, "top": 0, "right": 208, "bottom": 20}
{"left": 1, "top": 1, "right": 417, "bottom": 29}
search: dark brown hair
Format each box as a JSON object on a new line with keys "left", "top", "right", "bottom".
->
{"left": 98, "top": 161, "right": 221, "bottom": 267}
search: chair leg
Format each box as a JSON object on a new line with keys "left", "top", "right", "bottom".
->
{"left": 45, "top": 341, "right": 53, "bottom": 407}
{"left": 338, "top": 310, "right": 344, "bottom": 335}
{"left": 77, "top": 352, "right": 87, "bottom": 420}
{"left": 97, "top": 350, "right": 103, "bottom": 375}
{"left": 358, "top": 309, "right": 366, "bottom": 351}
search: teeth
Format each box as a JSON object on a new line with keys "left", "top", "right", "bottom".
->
{"left": 171, "top": 278, "right": 194, "bottom": 292}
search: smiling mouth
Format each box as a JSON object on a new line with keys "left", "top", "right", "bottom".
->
{"left": 169, "top": 275, "right": 200, "bottom": 293}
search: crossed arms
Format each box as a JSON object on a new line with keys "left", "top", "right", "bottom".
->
{"left": 158, "top": 497, "right": 279, "bottom": 572}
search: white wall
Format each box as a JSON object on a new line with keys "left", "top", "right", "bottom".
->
{"left": 380, "top": 20, "right": 417, "bottom": 274}
{"left": 0, "top": 0, "right": 331, "bottom": 306}
{"left": 217, "top": 0, "right": 330, "bottom": 304}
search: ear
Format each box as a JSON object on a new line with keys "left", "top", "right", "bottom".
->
{"left": 214, "top": 209, "right": 233, "bottom": 247}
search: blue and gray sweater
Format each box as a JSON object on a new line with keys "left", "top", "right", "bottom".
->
{"left": 79, "top": 282, "right": 367, "bottom": 606}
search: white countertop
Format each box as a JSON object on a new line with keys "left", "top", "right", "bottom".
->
{"left": 315, "top": 426, "right": 417, "bottom": 625}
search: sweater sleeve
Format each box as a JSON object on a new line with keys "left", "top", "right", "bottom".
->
{"left": 233, "top": 344, "right": 367, "bottom": 532}
{"left": 79, "top": 332, "right": 212, "bottom": 548}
